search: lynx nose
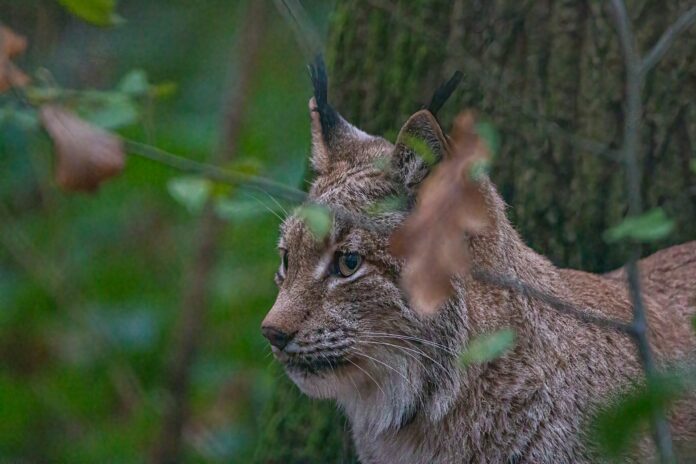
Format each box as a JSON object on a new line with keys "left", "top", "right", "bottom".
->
{"left": 262, "top": 326, "right": 292, "bottom": 350}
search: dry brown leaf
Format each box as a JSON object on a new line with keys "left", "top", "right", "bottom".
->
{"left": 1, "top": 26, "right": 28, "bottom": 57}
{"left": 40, "top": 105, "right": 125, "bottom": 192}
{"left": 0, "top": 26, "right": 30, "bottom": 92}
{"left": 390, "top": 112, "right": 492, "bottom": 315}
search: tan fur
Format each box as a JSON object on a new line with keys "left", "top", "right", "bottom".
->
{"left": 262, "top": 103, "right": 696, "bottom": 463}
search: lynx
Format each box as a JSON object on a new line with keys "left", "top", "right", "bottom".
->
{"left": 261, "top": 58, "right": 696, "bottom": 463}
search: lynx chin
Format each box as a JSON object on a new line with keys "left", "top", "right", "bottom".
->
{"left": 261, "top": 57, "right": 696, "bottom": 463}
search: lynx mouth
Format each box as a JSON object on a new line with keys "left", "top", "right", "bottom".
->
{"left": 284, "top": 354, "right": 349, "bottom": 375}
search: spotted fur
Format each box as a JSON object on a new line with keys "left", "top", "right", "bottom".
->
{"left": 262, "top": 99, "right": 696, "bottom": 463}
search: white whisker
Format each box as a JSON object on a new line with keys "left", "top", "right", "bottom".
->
{"left": 353, "top": 349, "right": 416, "bottom": 391}
{"left": 345, "top": 357, "right": 385, "bottom": 397}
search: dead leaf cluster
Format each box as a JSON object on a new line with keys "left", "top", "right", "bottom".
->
{"left": 390, "top": 112, "right": 493, "bottom": 315}
{"left": 0, "top": 26, "right": 30, "bottom": 92}
{"left": 39, "top": 105, "right": 125, "bottom": 192}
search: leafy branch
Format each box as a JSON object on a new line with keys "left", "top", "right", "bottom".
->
{"left": 608, "top": 1, "right": 696, "bottom": 461}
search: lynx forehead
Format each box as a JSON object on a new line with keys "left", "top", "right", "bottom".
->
{"left": 261, "top": 56, "right": 696, "bottom": 463}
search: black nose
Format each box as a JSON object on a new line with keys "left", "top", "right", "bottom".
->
{"left": 262, "top": 326, "right": 292, "bottom": 350}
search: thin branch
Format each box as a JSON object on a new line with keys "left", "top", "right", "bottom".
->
{"left": 642, "top": 6, "right": 696, "bottom": 74}
{"left": 123, "top": 139, "right": 307, "bottom": 204}
{"left": 473, "top": 270, "right": 634, "bottom": 334}
{"left": 610, "top": 1, "right": 675, "bottom": 462}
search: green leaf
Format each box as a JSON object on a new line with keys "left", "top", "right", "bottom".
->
{"left": 403, "top": 134, "right": 437, "bottom": 166}
{"left": 214, "top": 198, "right": 279, "bottom": 222}
{"left": 118, "top": 69, "right": 149, "bottom": 96}
{"left": 150, "top": 82, "right": 178, "bottom": 99}
{"left": 294, "top": 204, "right": 332, "bottom": 240}
{"left": 603, "top": 208, "right": 675, "bottom": 243}
{"left": 366, "top": 195, "right": 406, "bottom": 215}
{"left": 692, "top": 314, "right": 696, "bottom": 334}
{"left": 460, "top": 328, "right": 515, "bottom": 365}
{"left": 690, "top": 159, "right": 696, "bottom": 174}
{"left": 468, "top": 158, "right": 491, "bottom": 181}
{"left": 475, "top": 121, "right": 501, "bottom": 156}
{"left": 58, "top": 0, "right": 123, "bottom": 26}
{"left": 79, "top": 93, "right": 139, "bottom": 129}
{"left": 167, "top": 176, "right": 212, "bottom": 214}
{"left": 592, "top": 375, "right": 684, "bottom": 458}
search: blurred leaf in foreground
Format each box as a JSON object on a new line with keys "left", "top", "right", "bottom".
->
{"left": 295, "top": 204, "right": 331, "bottom": 241}
{"left": 167, "top": 176, "right": 213, "bottom": 214}
{"left": 40, "top": 105, "right": 125, "bottom": 192}
{"left": 118, "top": 69, "right": 149, "bottom": 96}
{"left": 58, "top": 0, "right": 123, "bottom": 27}
{"left": 690, "top": 159, "right": 696, "bottom": 174}
{"left": 215, "top": 197, "right": 281, "bottom": 222}
{"left": 603, "top": 208, "right": 675, "bottom": 243}
{"left": 390, "top": 112, "right": 493, "bottom": 315}
{"left": 80, "top": 93, "right": 139, "bottom": 129}
{"left": 474, "top": 121, "right": 501, "bottom": 156}
{"left": 0, "top": 26, "right": 30, "bottom": 93}
{"left": 592, "top": 375, "right": 685, "bottom": 459}
{"left": 460, "top": 329, "right": 515, "bottom": 365}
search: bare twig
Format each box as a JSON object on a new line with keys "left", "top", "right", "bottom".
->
{"left": 641, "top": 6, "right": 696, "bottom": 74}
{"left": 610, "top": 0, "right": 676, "bottom": 461}
{"left": 123, "top": 139, "right": 307, "bottom": 203}
{"left": 150, "top": 3, "right": 267, "bottom": 463}
{"left": 274, "top": 0, "right": 323, "bottom": 60}
{"left": 473, "top": 270, "right": 634, "bottom": 334}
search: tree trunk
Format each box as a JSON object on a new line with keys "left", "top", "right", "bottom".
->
{"left": 255, "top": 0, "right": 696, "bottom": 461}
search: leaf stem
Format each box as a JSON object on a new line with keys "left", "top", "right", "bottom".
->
{"left": 122, "top": 139, "right": 307, "bottom": 204}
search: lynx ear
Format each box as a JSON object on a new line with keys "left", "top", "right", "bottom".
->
{"left": 308, "top": 55, "right": 365, "bottom": 174}
{"left": 391, "top": 110, "right": 448, "bottom": 198}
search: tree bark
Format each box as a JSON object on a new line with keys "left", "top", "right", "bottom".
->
{"left": 255, "top": 1, "right": 696, "bottom": 461}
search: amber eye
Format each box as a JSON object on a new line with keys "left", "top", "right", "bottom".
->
{"left": 334, "top": 252, "right": 362, "bottom": 277}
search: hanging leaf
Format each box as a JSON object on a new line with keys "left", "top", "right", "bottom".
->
{"left": 604, "top": 208, "right": 675, "bottom": 243}
{"left": 460, "top": 329, "right": 516, "bottom": 365}
{"left": 295, "top": 204, "right": 332, "bottom": 241}
{"left": 39, "top": 105, "right": 125, "bottom": 192}
{"left": 402, "top": 134, "right": 438, "bottom": 166}
{"left": 80, "top": 93, "right": 139, "bottom": 129}
{"left": 474, "top": 121, "right": 501, "bottom": 156}
{"left": 214, "top": 198, "right": 277, "bottom": 222}
{"left": 167, "top": 176, "right": 213, "bottom": 214}
{"left": 0, "top": 26, "right": 30, "bottom": 93}
{"left": 390, "top": 112, "right": 493, "bottom": 314}
{"left": 58, "top": 0, "right": 123, "bottom": 27}
{"left": 591, "top": 375, "right": 685, "bottom": 459}
{"left": 117, "top": 69, "right": 149, "bottom": 96}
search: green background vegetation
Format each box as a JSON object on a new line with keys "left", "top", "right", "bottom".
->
{"left": 1, "top": 0, "right": 695, "bottom": 463}
{"left": 1, "top": 1, "right": 333, "bottom": 461}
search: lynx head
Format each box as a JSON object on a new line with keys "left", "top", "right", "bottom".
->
{"left": 262, "top": 57, "right": 466, "bottom": 433}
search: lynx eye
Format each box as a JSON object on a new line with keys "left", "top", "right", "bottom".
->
{"left": 333, "top": 252, "right": 362, "bottom": 278}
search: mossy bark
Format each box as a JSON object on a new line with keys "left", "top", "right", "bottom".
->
{"left": 255, "top": 1, "right": 696, "bottom": 461}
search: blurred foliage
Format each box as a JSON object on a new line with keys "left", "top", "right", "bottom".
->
{"left": 459, "top": 329, "right": 516, "bottom": 366}
{"left": 604, "top": 207, "right": 676, "bottom": 244}
{"left": 0, "top": 0, "right": 333, "bottom": 461}
{"left": 591, "top": 371, "right": 690, "bottom": 460}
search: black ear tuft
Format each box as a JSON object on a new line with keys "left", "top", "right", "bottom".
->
{"left": 427, "top": 71, "right": 463, "bottom": 116}
{"left": 308, "top": 54, "right": 339, "bottom": 142}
